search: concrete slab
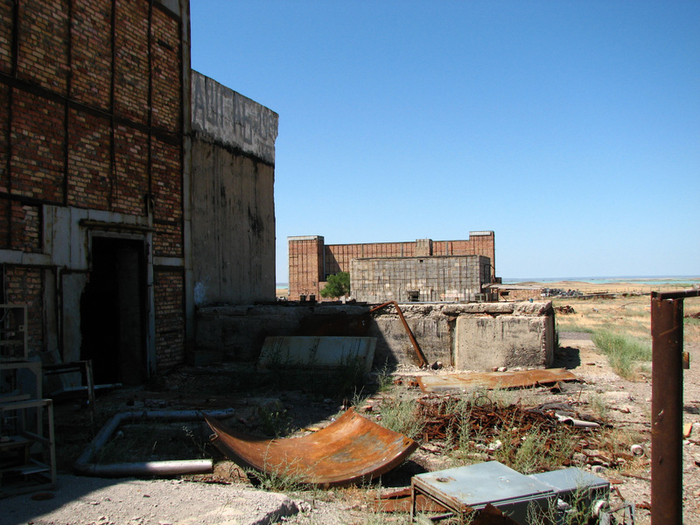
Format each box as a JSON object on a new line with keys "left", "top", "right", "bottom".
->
{"left": 455, "top": 315, "right": 554, "bottom": 370}
{"left": 1, "top": 474, "right": 297, "bottom": 525}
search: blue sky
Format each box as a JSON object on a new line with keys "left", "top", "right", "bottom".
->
{"left": 191, "top": 1, "right": 699, "bottom": 281}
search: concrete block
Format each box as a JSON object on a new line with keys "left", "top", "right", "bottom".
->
{"left": 455, "top": 315, "right": 554, "bottom": 371}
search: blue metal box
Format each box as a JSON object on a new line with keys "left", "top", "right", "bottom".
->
{"left": 411, "top": 461, "right": 556, "bottom": 523}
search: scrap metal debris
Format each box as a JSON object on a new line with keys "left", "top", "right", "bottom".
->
{"left": 205, "top": 408, "right": 418, "bottom": 487}
{"left": 414, "top": 396, "right": 629, "bottom": 469}
{"left": 555, "top": 305, "right": 576, "bottom": 315}
{"left": 417, "top": 368, "right": 580, "bottom": 393}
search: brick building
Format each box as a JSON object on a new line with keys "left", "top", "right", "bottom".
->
{"left": 288, "top": 232, "right": 497, "bottom": 302}
{"left": 0, "top": 1, "right": 277, "bottom": 385}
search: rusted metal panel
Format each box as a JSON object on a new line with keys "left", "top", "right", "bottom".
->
{"left": 417, "top": 368, "right": 578, "bottom": 393}
{"left": 205, "top": 408, "right": 418, "bottom": 487}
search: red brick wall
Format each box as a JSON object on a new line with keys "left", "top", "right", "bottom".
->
{"left": 0, "top": 1, "right": 186, "bottom": 370}
{"left": 114, "top": 0, "right": 149, "bottom": 124}
{"left": 0, "top": 2, "right": 12, "bottom": 73}
{"left": 3, "top": 266, "right": 44, "bottom": 355}
{"left": 114, "top": 125, "right": 149, "bottom": 215}
{"left": 288, "top": 237, "right": 325, "bottom": 300}
{"left": 71, "top": 0, "right": 112, "bottom": 110}
{"left": 10, "top": 90, "right": 65, "bottom": 203}
{"left": 151, "top": 8, "right": 181, "bottom": 132}
{"left": 67, "top": 110, "right": 111, "bottom": 210}
{"left": 325, "top": 242, "right": 414, "bottom": 278}
{"left": 17, "top": 0, "right": 70, "bottom": 94}
{"left": 154, "top": 268, "right": 185, "bottom": 369}
{"left": 289, "top": 232, "right": 496, "bottom": 301}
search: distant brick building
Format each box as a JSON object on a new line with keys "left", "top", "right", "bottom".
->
{"left": 0, "top": 1, "right": 277, "bottom": 384}
{"left": 288, "top": 232, "right": 496, "bottom": 302}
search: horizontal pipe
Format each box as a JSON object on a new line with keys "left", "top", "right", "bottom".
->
{"left": 75, "top": 409, "right": 236, "bottom": 477}
{"left": 75, "top": 459, "right": 213, "bottom": 478}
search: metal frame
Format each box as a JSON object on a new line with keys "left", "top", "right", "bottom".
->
{"left": 0, "top": 398, "right": 56, "bottom": 497}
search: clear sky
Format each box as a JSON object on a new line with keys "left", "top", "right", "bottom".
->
{"left": 190, "top": 1, "right": 699, "bottom": 281}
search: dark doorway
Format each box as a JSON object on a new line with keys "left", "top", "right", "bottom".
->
{"left": 81, "top": 237, "right": 146, "bottom": 385}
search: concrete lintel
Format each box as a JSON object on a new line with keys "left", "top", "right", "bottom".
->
{"left": 0, "top": 249, "right": 52, "bottom": 266}
{"left": 288, "top": 235, "right": 324, "bottom": 241}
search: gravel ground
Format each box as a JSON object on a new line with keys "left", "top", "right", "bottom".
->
{"left": 1, "top": 475, "right": 298, "bottom": 525}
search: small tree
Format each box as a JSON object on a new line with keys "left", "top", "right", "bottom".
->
{"left": 320, "top": 271, "right": 350, "bottom": 298}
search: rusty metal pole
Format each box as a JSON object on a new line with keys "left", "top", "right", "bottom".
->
{"left": 650, "top": 292, "right": 684, "bottom": 525}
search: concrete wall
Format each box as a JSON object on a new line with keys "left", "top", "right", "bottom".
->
{"left": 191, "top": 72, "right": 278, "bottom": 305}
{"left": 454, "top": 302, "right": 555, "bottom": 370}
{"left": 288, "top": 232, "right": 496, "bottom": 301}
{"left": 196, "top": 301, "right": 555, "bottom": 371}
{"left": 351, "top": 255, "right": 491, "bottom": 303}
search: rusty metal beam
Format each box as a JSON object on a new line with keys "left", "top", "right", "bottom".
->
{"left": 205, "top": 408, "right": 418, "bottom": 488}
{"left": 370, "top": 301, "right": 428, "bottom": 367}
{"left": 417, "top": 368, "right": 579, "bottom": 393}
{"left": 650, "top": 290, "right": 699, "bottom": 525}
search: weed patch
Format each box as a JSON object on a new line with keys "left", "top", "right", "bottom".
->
{"left": 592, "top": 330, "right": 651, "bottom": 380}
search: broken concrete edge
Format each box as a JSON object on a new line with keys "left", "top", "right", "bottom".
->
{"left": 74, "top": 409, "right": 236, "bottom": 478}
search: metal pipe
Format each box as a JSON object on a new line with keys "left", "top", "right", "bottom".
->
{"left": 370, "top": 301, "right": 428, "bottom": 367}
{"left": 77, "top": 459, "right": 214, "bottom": 478}
{"left": 650, "top": 293, "right": 684, "bottom": 525}
{"left": 74, "top": 409, "right": 236, "bottom": 477}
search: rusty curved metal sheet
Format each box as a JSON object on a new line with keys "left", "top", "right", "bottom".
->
{"left": 205, "top": 408, "right": 418, "bottom": 487}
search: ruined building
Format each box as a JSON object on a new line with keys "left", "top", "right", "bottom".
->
{"left": 0, "top": 0, "right": 277, "bottom": 385}
{"left": 288, "top": 232, "right": 497, "bottom": 302}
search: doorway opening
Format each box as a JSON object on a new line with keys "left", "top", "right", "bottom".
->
{"left": 80, "top": 237, "right": 147, "bottom": 385}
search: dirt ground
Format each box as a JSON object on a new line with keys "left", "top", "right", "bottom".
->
{"left": 9, "top": 280, "right": 700, "bottom": 524}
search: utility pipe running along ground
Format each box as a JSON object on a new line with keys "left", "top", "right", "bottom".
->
{"left": 651, "top": 289, "right": 699, "bottom": 525}
{"left": 74, "top": 409, "right": 236, "bottom": 478}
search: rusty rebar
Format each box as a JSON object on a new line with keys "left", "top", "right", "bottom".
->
{"left": 370, "top": 301, "right": 428, "bottom": 367}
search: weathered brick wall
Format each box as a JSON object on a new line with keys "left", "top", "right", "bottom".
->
{"left": 289, "top": 232, "right": 496, "bottom": 301}
{"left": 10, "top": 90, "right": 65, "bottom": 203}
{"left": 154, "top": 268, "right": 185, "bottom": 369}
{"left": 71, "top": 0, "right": 112, "bottom": 110}
{"left": 113, "top": 125, "right": 149, "bottom": 215}
{"left": 288, "top": 236, "right": 325, "bottom": 300}
{"left": 3, "top": 266, "right": 44, "bottom": 356}
{"left": 67, "top": 110, "right": 111, "bottom": 210}
{"left": 325, "top": 242, "right": 414, "bottom": 277}
{"left": 151, "top": 8, "right": 181, "bottom": 132}
{"left": 0, "top": 0, "right": 186, "bottom": 370}
{"left": 114, "top": 0, "right": 149, "bottom": 124}
{"left": 17, "top": 0, "right": 70, "bottom": 94}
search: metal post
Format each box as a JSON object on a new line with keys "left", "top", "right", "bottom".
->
{"left": 650, "top": 293, "right": 684, "bottom": 525}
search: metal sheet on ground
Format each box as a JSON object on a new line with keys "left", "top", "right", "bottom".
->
{"left": 417, "top": 368, "right": 579, "bottom": 393}
{"left": 205, "top": 408, "right": 417, "bottom": 487}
